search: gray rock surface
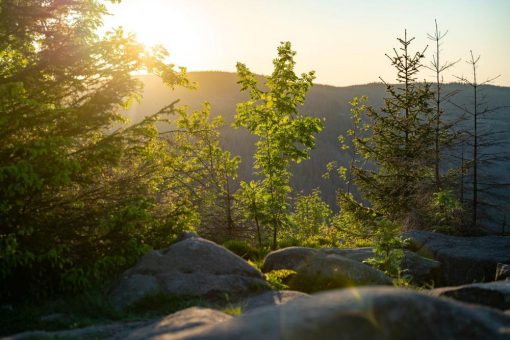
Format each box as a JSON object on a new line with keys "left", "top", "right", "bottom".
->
{"left": 261, "top": 247, "right": 317, "bottom": 273}
{"left": 262, "top": 246, "right": 440, "bottom": 284}
{"left": 9, "top": 308, "right": 231, "bottom": 339}
{"left": 109, "top": 237, "right": 269, "bottom": 309}
{"left": 120, "top": 307, "right": 231, "bottom": 339}
{"left": 181, "top": 287, "right": 510, "bottom": 339}
{"left": 431, "top": 281, "right": 510, "bottom": 310}
{"left": 238, "top": 290, "right": 309, "bottom": 313}
{"left": 10, "top": 320, "right": 151, "bottom": 339}
{"left": 289, "top": 253, "right": 392, "bottom": 293}
{"left": 325, "top": 247, "right": 441, "bottom": 284}
{"left": 404, "top": 230, "right": 510, "bottom": 285}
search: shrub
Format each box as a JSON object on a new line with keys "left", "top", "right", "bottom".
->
{"left": 222, "top": 240, "right": 266, "bottom": 260}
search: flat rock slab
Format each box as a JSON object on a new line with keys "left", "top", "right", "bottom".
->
{"left": 109, "top": 236, "right": 269, "bottom": 309}
{"left": 404, "top": 231, "right": 510, "bottom": 285}
{"left": 431, "top": 281, "right": 510, "bottom": 310}
{"left": 181, "top": 287, "right": 510, "bottom": 339}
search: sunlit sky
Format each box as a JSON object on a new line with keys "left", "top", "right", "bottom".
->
{"left": 103, "top": 0, "right": 510, "bottom": 87}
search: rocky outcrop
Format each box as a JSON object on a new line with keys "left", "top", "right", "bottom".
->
{"left": 431, "top": 281, "right": 510, "bottom": 311}
{"left": 404, "top": 231, "right": 510, "bottom": 285}
{"left": 109, "top": 236, "right": 269, "bottom": 309}
{"left": 181, "top": 287, "right": 510, "bottom": 339}
{"left": 289, "top": 253, "right": 392, "bottom": 293}
{"left": 262, "top": 246, "right": 441, "bottom": 284}
{"left": 239, "top": 290, "right": 309, "bottom": 313}
{"left": 12, "top": 288, "right": 510, "bottom": 339}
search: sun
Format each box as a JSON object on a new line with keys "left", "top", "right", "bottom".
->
{"left": 103, "top": 0, "right": 212, "bottom": 70}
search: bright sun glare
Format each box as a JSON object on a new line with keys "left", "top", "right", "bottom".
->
{"left": 104, "top": 1, "right": 212, "bottom": 70}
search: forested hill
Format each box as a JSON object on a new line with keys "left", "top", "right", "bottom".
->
{"left": 127, "top": 71, "right": 510, "bottom": 225}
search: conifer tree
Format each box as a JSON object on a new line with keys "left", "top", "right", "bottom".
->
{"left": 343, "top": 31, "right": 436, "bottom": 228}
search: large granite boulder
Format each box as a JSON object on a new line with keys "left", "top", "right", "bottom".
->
{"left": 181, "top": 287, "right": 510, "bottom": 339}
{"left": 262, "top": 246, "right": 441, "bottom": 284}
{"left": 109, "top": 236, "right": 269, "bottom": 309}
{"left": 404, "top": 230, "right": 510, "bottom": 285}
{"left": 288, "top": 253, "right": 392, "bottom": 293}
{"left": 431, "top": 281, "right": 510, "bottom": 311}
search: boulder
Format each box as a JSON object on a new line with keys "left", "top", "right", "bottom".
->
{"left": 431, "top": 281, "right": 510, "bottom": 310}
{"left": 404, "top": 230, "right": 510, "bottom": 285}
{"left": 289, "top": 253, "right": 392, "bottom": 293}
{"left": 109, "top": 237, "right": 269, "bottom": 309}
{"left": 261, "top": 247, "right": 318, "bottom": 272}
{"left": 239, "top": 290, "right": 309, "bottom": 313}
{"left": 324, "top": 247, "right": 441, "bottom": 284}
{"left": 263, "top": 246, "right": 440, "bottom": 284}
{"left": 181, "top": 287, "right": 510, "bottom": 339}
{"left": 120, "top": 307, "right": 231, "bottom": 339}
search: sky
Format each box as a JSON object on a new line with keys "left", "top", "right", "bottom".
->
{"left": 103, "top": 0, "right": 510, "bottom": 87}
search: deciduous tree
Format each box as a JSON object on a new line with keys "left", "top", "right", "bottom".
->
{"left": 234, "top": 42, "right": 323, "bottom": 249}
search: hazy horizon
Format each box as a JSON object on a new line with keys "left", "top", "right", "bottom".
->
{"left": 103, "top": 0, "right": 510, "bottom": 87}
{"left": 137, "top": 70, "right": 510, "bottom": 89}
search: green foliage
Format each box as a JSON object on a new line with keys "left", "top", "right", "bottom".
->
{"left": 363, "top": 219, "right": 409, "bottom": 277}
{"left": 0, "top": 0, "right": 195, "bottom": 301}
{"left": 222, "top": 305, "right": 243, "bottom": 316}
{"left": 292, "top": 189, "right": 332, "bottom": 237}
{"left": 429, "top": 189, "right": 463, "bottom": 233}
{"left": 126, "top": 293, "right": 206, "bottom": 317}
{"left": 165, "top": 103, "right": 240, "bottom": 242}
{"left": 0, "top": 289, "right": 208, "bottom": 336}
{"left": 234, "top": 42, "right": 323, "bottom": 249}
{"left": 391, "top": 269, "right": 414, "bottom": 288}
{"left": 0, "top": 289, "right": 123, "bottom": 336}
{"left": 234, "top": 181, "right": 268, "bottom": 248}
{"left": 222, "top": 239, "right": 266, "bottom": 260}
{"left": 278, "top": 189, "right": 335, "bottom": 248}
{"left": 332, "top": 192, "right": 378, "bottom": 246}
{"left": 264, "top": 269, "right": 296, "bottom": 290}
